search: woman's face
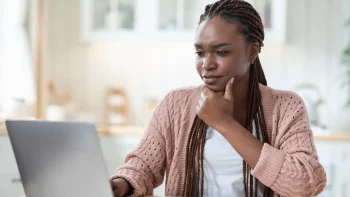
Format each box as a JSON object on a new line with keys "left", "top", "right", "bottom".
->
{"left": 195, "top": 17, "right": 256, "bottom": 92}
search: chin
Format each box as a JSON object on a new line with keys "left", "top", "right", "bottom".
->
{"left": 204, "top": 83, "right": 225, "bottom": 92}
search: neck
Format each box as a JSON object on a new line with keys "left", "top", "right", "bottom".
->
{"left": 233, "top": 71, "right": 250, "bottom": 112}
{"left": 231, "top": 68, "right": 251, "bottom": 126}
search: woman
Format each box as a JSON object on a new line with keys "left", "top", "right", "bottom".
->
{"left": 110, "top": 0, "right": 327, "bottom": 196}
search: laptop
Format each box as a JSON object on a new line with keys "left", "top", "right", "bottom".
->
{"left": 5, "top": 120, "right": 113, "bottom": 197}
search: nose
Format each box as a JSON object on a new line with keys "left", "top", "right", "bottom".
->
{"left": 202, "top": 56, "right": 217, "bottom": 71}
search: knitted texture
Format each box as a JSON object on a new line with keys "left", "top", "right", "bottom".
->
{"left": 110, "top": 84, "right": 327, "bottom": 197}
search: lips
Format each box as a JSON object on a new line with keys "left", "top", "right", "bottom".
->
{"left": 202, "top": 75, "right": 221, "bottom": 84}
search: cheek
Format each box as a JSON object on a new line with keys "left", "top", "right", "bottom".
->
{"left": 229, "top": 53, "right": 249, "bottom": 76}
{"left": 217, "top": 58, "right": 238, "bottom": 74}
{"left": 216, "top": 56, "right": 249, "bottom": 77}
{"left": 196, "top": 60, "right": 202, "bottom": 75}
{"left": 238, "top": 55, "right": 250, "bottom": 74}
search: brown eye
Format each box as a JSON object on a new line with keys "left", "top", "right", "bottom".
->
{"left": 195, "top": 51, "right": 205, "bottom": 57}
{"left": 216, "top": 51, "right": 229, "bottom": 56}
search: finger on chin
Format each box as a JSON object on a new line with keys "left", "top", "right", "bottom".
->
{"left": 217, "top": 91, "right": 225, "bottom": 97}
{"left": 202, "top": 87, "right": 214, "bottom": 96}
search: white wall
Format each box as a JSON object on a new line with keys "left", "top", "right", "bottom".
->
{"left": 45, "top": 0, "right": 350, "bottom": 130}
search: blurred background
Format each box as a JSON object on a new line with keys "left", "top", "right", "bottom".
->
{"left": 0, "top": 0, "right": 350, "bottom": 196}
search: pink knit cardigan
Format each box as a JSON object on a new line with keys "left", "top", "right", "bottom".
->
{"left": 111, "top": 84, "right": 327, "bottom": 197}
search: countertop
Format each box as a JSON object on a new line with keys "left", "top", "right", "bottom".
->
{"left": 1, "top": 122, "right": 350, "bottom": 141}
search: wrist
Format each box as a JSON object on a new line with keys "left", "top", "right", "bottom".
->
{"left": 215, "top": 116, "right": 237, "bottom": 133}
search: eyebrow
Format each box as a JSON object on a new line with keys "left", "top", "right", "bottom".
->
{"left": 194, "top": 42, "right": 232, "bottom": 49}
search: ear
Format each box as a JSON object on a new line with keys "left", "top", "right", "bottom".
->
{"left": 249, "top": 42, "right": 260, "bottom": 62}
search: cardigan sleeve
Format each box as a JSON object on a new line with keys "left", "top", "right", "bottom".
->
{"left": 110, "top": 93, "right": 172, "bottom": 197}
{"left": 252, "top": 92, "right": 327, "bottom": 197}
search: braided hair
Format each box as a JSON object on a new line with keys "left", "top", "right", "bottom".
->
{"left": 182, "top": 1, "right": 271, "bottom": 196}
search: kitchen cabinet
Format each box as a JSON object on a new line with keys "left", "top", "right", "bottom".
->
{"left": 81, "top": 0, "right": 287, "bottom": 43}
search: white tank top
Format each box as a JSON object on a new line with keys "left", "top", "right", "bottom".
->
{"left": 203, "top": 127, "right": 265, "bottom": 197}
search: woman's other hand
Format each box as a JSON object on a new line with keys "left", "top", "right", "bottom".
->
{"left": 110, "top": 178, "right": 132, "bottom": 197}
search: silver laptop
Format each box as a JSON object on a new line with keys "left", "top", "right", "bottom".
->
{"left": 5, "top": 120, "right": 113, "bottom": 197}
